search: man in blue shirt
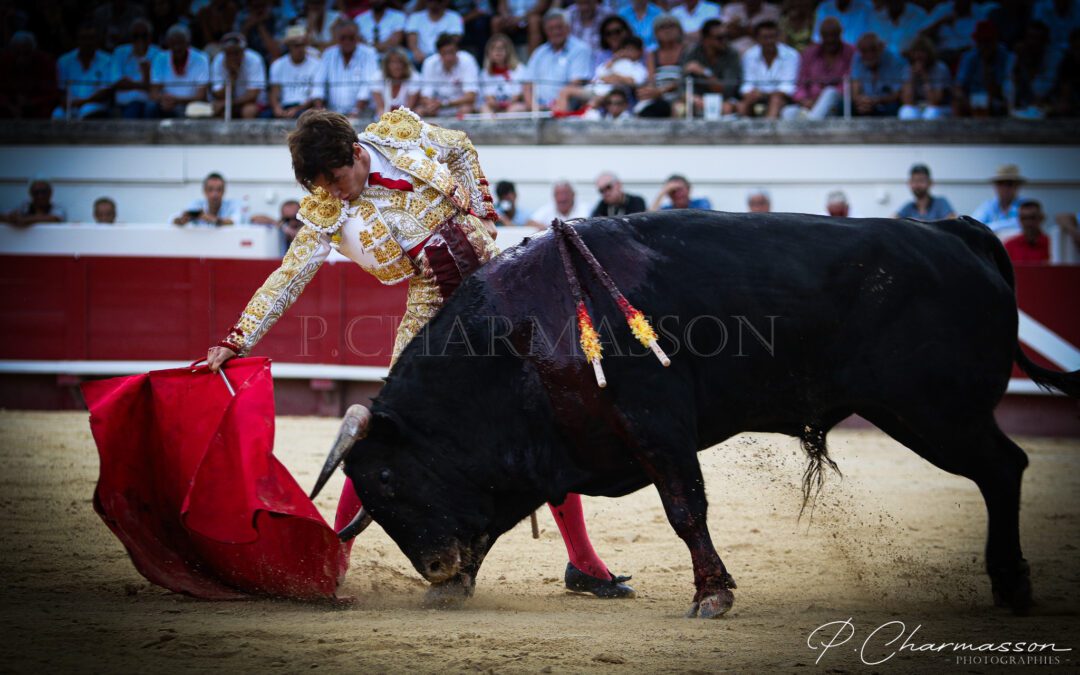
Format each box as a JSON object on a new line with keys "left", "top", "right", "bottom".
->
{"left": 524, "top": 10, "right": 592, "bottom": 110}
{"left": 896, "top": 164, "right": 956, "bottom": 221}
{"left": 650, "top": 174, "right": 712, "bottom": 211}
{"left": 972, "top": 164, "right": 1026, "bottom": 233}
{"left": 851, "top": 32, "right": 904, "bottom": 116}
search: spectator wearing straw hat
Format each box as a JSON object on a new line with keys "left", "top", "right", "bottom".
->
{"left": 972, "top": 164, "right": 1026, "bottom": 233}
{"left": 210, "top": 32, "right": 267, "bottom": 119}
{"left": 268, "top": 25, "right": 321, "bottom": 119}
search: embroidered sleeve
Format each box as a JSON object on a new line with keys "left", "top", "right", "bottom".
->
{"left": 422, "top": 122, "right": 498, "bottom": 222}
{"left": 219, "top": 224, "right": 332, "bottom": 356}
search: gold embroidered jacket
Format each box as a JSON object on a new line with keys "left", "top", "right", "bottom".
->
{"left": 220, "top": 108, "right": 498, "bottom": 356}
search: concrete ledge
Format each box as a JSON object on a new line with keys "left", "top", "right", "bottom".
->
{"left": 5, "top": 118, "right": 1080, "bottom": 146}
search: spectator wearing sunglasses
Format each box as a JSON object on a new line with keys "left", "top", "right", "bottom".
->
{"left": 592, "top": 172, "right": 646, "bottom": 217}
{"left": 4, "top": 178, "right": 67, "bottom": 227}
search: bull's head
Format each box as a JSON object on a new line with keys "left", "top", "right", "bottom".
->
{"left": 312, "top": 405, "right": 497, "bottom": 593}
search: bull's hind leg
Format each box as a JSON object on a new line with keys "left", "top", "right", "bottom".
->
{"left": 631, "top": 446, "right": 737, "bottom": 618}
{"left": 862, "top": 411, "right": 1031, "bottom": 614}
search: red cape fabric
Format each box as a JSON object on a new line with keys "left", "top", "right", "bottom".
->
{"left": 82, "top": 358, "right": 350, "bottom": 600}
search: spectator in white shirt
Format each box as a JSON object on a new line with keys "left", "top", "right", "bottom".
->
{"left": 54, "top": 23, "right": 113, "bottom": 120}
{"left": 269, "top": 25, "right": 321, "bottom": 119}
{"left": 111, "top": 18, "right": 161, "bottom": 119}
{"left": 479, "top": 33, "right": 528, "bottom": 114}
{"left": 149, "top": 23, "right": 210, "bottom": 118}
{"left": 371, "top": 47, "right": 420, "bottom": 116}
{"left": 738, "top": 20, "right": 800, "bottom": 118}
{"left": 313, "top": 21, "right": 378, "bottom": 118}
{"left": 670, "top": 0, "right": 721, "bottom": 43}
{"left": 172, "top": 172, "right": 246, "bottom": 227}
{"left": 527, "top": 180, "right": 591, "bottom": 229}
{"left": 210, "top": 32, "right": 267, "bottom": 119}
{"left": 355, "top": 0, "right": 407, "bottom": 53}
{"left": 406, "top": 0, "right": 465, "bottom": 64}
{"left": 524, "top": 9, "right": 593, "bottom": 110}
{"left": 417, "top": 33, "right": 479, "bottom": 116}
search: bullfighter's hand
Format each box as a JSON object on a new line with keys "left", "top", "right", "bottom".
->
{"left": 207, "top": 345, "right": 237, "bottom": 373}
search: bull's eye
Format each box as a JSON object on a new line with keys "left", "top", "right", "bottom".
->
{"left": 379, "top": 469, "right": 392, "bottom": 484}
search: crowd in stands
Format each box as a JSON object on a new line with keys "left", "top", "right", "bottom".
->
{"left": 1, "top": 0, "right": 1078, "bottom": 120}
{"left": 4, "top": 160, "right": 1076, "bottom": 264}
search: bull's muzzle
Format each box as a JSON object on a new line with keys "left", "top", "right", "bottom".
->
{"left": 420, "top": 547, "right": 463, "bottom": 584}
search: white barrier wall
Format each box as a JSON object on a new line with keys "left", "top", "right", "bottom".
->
{"left": 2, "top": 142, "right": 1078, "bottom": 239}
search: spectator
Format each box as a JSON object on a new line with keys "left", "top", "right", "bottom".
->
{"left": 782, "top": 16, "right": 853, "bottom": 120}
{"left": 636, "top": 15, "right": 688, "bottom": 117}
{"left": 371, "top": 47, "right": 420, "bottom": 116}
{"left": 268, "top": 25, "right": 321, "bottom": 119}
{"left": 670, "top": 0, "right": 721, "bottom": 43}
{"left": 298, "top": 0, "right": 341, "bottom": 50}
{"left": 195, "top": 0, "right": 240, "bottom": 51}
{"left": 922, "top": 0, "right": 993, "bottom": 67}
{"left": 149, "top": 23, "right": 211, "bottom": 118}
{"left": 558, "top": 35, "right": 646, "bottom": 113}
{"left": 825, "top": 190, "right": 849, "bottom": 217}
{"left": 210, "top": 32, "right": 267, "bottom": 119}
{"left": 780, "top": 0, "right": 816, "bottom": 53}
{"left": 1003, "top": 200, "right": 1050, "bottom": 263}
{"left": 147, "top": 0, "right": 187, "bottom": 44}
{"left": 234, "top": 0, "right": 284, "bottom": 63}
{"left": 747, "top": 187, "right": 771, "bottom": 212}
{"left": 494, "top": 180, "right": 525, "bottom": 226}
{"left": 53, "top": 23, "right": 112, "bottom": 120}
{"left": 173, "top": 172, "right": 244, "bottom": 227}
{"left": 738, "top": 20, "right": 799, "bottom": 119}
{"left": 278, "top": 198, "right": 301, "bottom": 252}
{"left": 592, "top": 172, "right": 646, "bottom": 217}
{"left": 566, "top": 0, "right": 607, "bottom": 55}
{"left": 812, "top": 0, "right": 872, "bottom": 45}
{"left": 527, "top": 180, "right": 591, "bottom": 228}
{"left": 650, "top": 174, "right": 712, "bottom": 210}
{"left": 524, "top": 10, "right": 592, "bottom": 111}
{"left": 417, "top": 33, "right": 480, "bottom": 116}
{"left": 986, "top": 0, "right": 1031, "bottom": 49}
{"left": 0, "top": 32, "right": 59, "bottom": 119}
{"left": 450, "top": 0, "right": 493, "bottom": 60}
{"left": 92, "top": 0, "right": 146, "bottom": 51}
{"left": 313, "top": 21, "right": 378, "bottom": 118}
{"left": 1033, "top": 0, "right": 1080, "bottom": 52}
{"left": 582, "top": 86, "right": 635, "bottom": 119}
{"left": 491, "top": 0, "right": 544, "bottom": 56}
{"left": 618, "top": 0, "right": 665, "bottom": 52}
{"left": 1052, "top": 28, "right": 1080, "bottom": 117}
{"left": 850, "top": 33, "right": 903, "bottom": 117}
{"left": 896, "top": 163, "right": 956, "bottom": 221}
{"left": 1053, "top": 210, "right": 1080, "bottom": 261}
{"left": 355, "top": 0, "right": 407, "bottom": 53}
{"left": 1008, "top": 21, "right": 1063, "bottom": 118}
{"left": 594, "top": 15, "right": 636, "bottom": 71}
{"left": 479, "top": 33, "right": 527, "bottom": 114}
{"left": 898, "top": 36, "right": 951, "bottom": 120}
{"left": 93, "top": 196, "right": 117, "bottom": 224}
{"left": 682, "top": 18, "right": 743, "bottom": 116}
{"left": 972, "top": 164, "right": 1026, "bottom": 233}
{"left": 866, "top": 0, "right": 928, "bottom": 56}
{"left": 111, "top": 18, "right": 161, "bottom": 119}
{"left": 722, "top": 0, "right": 781, "bottom": 54}
{"left": 406, "top": 0, "right": 464, "bottom": 64}
{"left": 954, "top": 21, "right": 1011, "bottom": 117}
{"left": 4, "top": 178, "right": 66, "bottom": 227}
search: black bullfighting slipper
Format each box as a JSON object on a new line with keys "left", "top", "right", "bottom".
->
{"left": 564, "top": 563, "right": 636, "bottom": 599}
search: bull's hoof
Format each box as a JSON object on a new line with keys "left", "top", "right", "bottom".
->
{"left": 686, "top": 590, "right": 735, "bottom": 619}
{"left": 990, "top": 559, "right": 1032, "bottom": 616}
{"left": 564, "top": 563, "right": 636, "bottom": 599}
{"left": 423, "top": 574, "right": 475, "bottom": 609}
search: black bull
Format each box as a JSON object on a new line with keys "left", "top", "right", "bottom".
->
{"left": 334, "top": 210, "right": 1079, "bottom": 617}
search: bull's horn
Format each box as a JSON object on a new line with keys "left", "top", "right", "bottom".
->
{"left": 337, "top": 507, "right": 373, "bottom": 542}
{"left": 310, "top": 404, "right": 372, "bottom": 500}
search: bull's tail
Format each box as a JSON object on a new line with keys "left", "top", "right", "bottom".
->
{"left": 798, "top": 424, "right": 840, "bottom": 522}
{"left": 966, "top": 215, "right": 1080, "bottom": 399}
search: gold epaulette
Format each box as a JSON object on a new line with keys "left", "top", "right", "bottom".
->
{"left": 298, "top": 186, "right": 347, "bottom": 234}
{"left": 360, "top": 108, "right": 423, "bottom": 149}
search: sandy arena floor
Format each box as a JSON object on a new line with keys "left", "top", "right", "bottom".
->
{"left": 1, "top": 410, "right": 1078, "bottom": 673}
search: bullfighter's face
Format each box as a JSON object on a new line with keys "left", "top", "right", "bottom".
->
{"left": 344, "top": 413, "right": 495, "bottom": 591}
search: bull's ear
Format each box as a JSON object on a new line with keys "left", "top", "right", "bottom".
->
{"left": 367, "top": 409, "right": 405, "bottom": 443}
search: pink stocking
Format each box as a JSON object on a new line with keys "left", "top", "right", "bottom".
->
{"left": 548, "top": 493, "right": 611, "bottom": 580}
{"left": 335, "top": 477, "right": 363, "bottom": 531}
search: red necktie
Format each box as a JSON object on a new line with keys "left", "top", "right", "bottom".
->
{"left": 368, "top": 172, "right": 413, "bottom": 191}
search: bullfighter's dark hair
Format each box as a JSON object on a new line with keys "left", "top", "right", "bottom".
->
{"left": 288, "top": 109, "right": 357, "bottom": 192}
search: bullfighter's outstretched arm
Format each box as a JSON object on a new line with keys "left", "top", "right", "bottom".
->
{"left": 219, "top": 224, "right": 333, "bottom": 355}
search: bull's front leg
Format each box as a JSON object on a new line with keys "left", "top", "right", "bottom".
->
{"left": 632, "top": 448, "right": 736, "bottom": 618}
